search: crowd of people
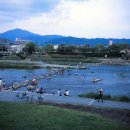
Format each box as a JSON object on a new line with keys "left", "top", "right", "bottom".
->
{"left": 0, "top": 77, "right": 103, "bottom": 101}
{"left": 0, "top": 69, "right": 103, "bottom": 102}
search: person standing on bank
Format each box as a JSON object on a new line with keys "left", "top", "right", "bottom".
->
{"left": 98, "top": 88, "right": 103, "bottom": 102}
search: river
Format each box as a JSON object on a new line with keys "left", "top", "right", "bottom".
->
{"left": 0, "top": 64, "right": 130, "bottom": 97}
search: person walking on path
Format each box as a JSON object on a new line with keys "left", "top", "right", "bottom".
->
{"left": 98, "top": 88, "right": 103, "bottom": 102}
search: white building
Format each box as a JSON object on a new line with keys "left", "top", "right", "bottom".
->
{"left": 11, "top": 38, "right": 30, "bottom": 53}
{"left": 108, "top": 40, "right": 113, "bottom": 46}
{"left": 54, "top": 44, "right": 58, "bottom": 50}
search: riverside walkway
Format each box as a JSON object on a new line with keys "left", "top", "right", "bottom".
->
{"left": 0, "top": 90, "right": 130, "bottom": 110}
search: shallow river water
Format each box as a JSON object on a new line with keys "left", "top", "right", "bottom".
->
{"left": 0, "top": 64, "right": 130, "bottom": 97}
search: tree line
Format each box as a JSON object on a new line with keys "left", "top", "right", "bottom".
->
{"left": 42, "top": 43, "right": 129, "bottom": 57}
{"left": 0, "top": 41, "right": 129, "bottom": 58}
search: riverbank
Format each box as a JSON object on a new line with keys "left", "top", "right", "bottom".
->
{"left": 1, "top": 54, "right": 101, "bottom": 64}
{"left": 0, "top": 89, "right": 130, "bottom": 129}
{"left": 0, "top": 60, "right": 77, "bottom": 69}
{"left": 0, "top": 60, "right": 41, "bottom": 69}
{"left": 99, "top": 58, "right": 130, "bottom": 65}
{"left": 0, "top": 90, "right": 130, "bottom": 110}
{"left": 0, "top": 57, "right": 130, "bottom": 69}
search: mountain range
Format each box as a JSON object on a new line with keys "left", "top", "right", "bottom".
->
{"left": 0, "top": 28, "right": 130, "bottom": 46}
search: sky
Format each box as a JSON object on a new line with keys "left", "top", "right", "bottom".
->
{"left": 0, "top": 0, "right": 130, "bottom": 38}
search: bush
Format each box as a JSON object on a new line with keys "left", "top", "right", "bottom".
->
{"left": 113, "top": 96, "right": 130, "bottom": 102}
{"left": 79, "top": 92, "right": 130, "bottom": 102}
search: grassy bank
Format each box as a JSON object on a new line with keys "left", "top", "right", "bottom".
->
{"left": 0, "top": 54, "right": 101, "bottom": 64}
{"left": 0, "top": 61, "right": 41, "bottom": 69}
{"left": 0, "top": 54, "right": 101, "bottom": 68}
{"left": 79, "top": 92, "right": 130, "bottom": 102}
{"left": 0, "top": 102, "right": 129, "bottom": 130}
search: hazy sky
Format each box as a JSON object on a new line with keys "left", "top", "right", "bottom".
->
{"left": 0, "top": 0, "right": 130, "bottom": 38}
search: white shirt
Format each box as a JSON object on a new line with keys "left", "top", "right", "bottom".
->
{"left": 57, "top": 90, "right": 61, "bottom": 96}
{"left": 33, "top": 79, "right": 36, "bottom": 82}
{"left": 0, "top": 80, "right": 2, "bottom": 86}
{"left": 66, "top": 90, "right": 69, "bottom": 96}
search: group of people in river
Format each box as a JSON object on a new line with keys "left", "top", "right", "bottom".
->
{"left": 0, "top": 64, "right": 104, "bottom": 103}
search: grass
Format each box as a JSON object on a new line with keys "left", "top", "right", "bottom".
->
{"left": 0, "top": 61, "right": 41, "bottom": 69}
{"left": 0, "top": 54, "right": 101, "bottom": 64}
{"left": 0, "top": 102, "right": 129, "bottom": 130}
{"left": 79, "top": 92, "right": 130, "bottom": 102}
{"left": 30, "top": 54, "right": 101, "bottom": 64}
{"left": 0, "top": 54, "right": 101, "bottom": 68}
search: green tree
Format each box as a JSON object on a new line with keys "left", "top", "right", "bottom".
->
{"left": 94, "top": 44, "right": 105, "bottom": 53}
{"left": 78, "top": 45, "right": 89, "bottom": 53}
{"left": 23, "top": 42, "right": 36, "bottom": 56}
{"left": 109, "top": 44, "right": 120, "bottom": 53}
{"left": 57, "top": 44, "right": 76, "bottom": 54}
{"left": 64, "top": 45, "right": 76, "bottom": 53}
{"left": 118, "top": 43, "right": 129, "bottom": 50}
{"left": 57, "top": 44, "right": 66, "bottom": 54}
{"left": 44, "top": 44, "right": 54, "bottom": 53}
{"left": 0, "top": 46, "right": 7, "bottom": 51}
{"left": 107, "top": 44, "right": 121, "bottom": 57}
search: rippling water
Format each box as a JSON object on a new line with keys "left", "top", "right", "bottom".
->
{"left": 0, "top": 64, "right": 130, "bottom": 97}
